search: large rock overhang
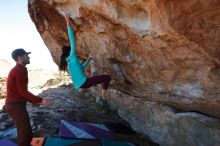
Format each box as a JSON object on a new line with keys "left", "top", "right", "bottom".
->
{"left": 28, "top": 0, "right": 220, "bottom": 118}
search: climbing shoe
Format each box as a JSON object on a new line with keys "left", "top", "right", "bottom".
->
{"left": 99, "top": 99, "right": 109, "bottom": 113}
{"left": 100, "top": 99, "right": 108, "bottom": 107}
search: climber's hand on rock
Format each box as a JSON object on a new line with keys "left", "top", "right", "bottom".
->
{"left": 88, "top": 53, "right": 92, "bottom": 61}
{"left": 64, "top": 14, "right": 70, "bottom": 26}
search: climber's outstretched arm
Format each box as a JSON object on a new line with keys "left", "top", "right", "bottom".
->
{"left": 64, "top": 14, "right": 76, "bottom": 57}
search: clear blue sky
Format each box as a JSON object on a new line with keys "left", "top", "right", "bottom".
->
{"left": 0, "top": 0, "right": 57, "bottom": 70}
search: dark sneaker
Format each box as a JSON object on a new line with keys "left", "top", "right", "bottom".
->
{"left": 100, "top": 99, "right": 108, "bottom": 107}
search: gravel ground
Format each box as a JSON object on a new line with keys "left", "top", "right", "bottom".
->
{"left": 0, "top": 72, "right": 158, "bottom": 146}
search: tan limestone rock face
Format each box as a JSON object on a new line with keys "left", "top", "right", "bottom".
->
{"left": 28, "top": 0, "right": 220, "bottom": 118}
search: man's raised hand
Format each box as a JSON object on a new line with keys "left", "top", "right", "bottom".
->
{"left": 41, "top": 99, "right": 52, "bottom": 106}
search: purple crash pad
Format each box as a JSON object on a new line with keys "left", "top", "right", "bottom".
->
{"left": 59, "top": 120, "right": 114, "bottom": 139}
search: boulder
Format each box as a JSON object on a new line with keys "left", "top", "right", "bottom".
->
{"left": 28, "top": 0, "right": 220, "bottom": 145}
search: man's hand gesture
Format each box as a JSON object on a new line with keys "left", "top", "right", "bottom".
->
{"left": 41, "top": 99, "right": 52, "bottom": 106}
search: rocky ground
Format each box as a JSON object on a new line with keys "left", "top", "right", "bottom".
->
{"left": 0, "top": 69, "right": 158, "bottom": 146}
{"left": 0, "top": 77, "right": 6, "bottom": 99}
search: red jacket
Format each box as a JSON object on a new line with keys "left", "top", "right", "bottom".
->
{"left": 6, "top": 64, "right": 42, "bottom": 104}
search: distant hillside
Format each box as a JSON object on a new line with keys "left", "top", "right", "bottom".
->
{"left": 0, "top": 59, "right": 12, "bottom": 77}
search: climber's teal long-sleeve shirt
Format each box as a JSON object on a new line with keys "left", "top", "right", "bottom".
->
{"left": 66, "top": 26, "right": 89, "bottom": 89}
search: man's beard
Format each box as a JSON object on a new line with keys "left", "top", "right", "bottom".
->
{"left": 23, "top": 59, "right": 30, "bottom": 65}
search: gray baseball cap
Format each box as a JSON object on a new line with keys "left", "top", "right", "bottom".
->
{"left": 11, "top": 48, "right": 31, "bottom": 60}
